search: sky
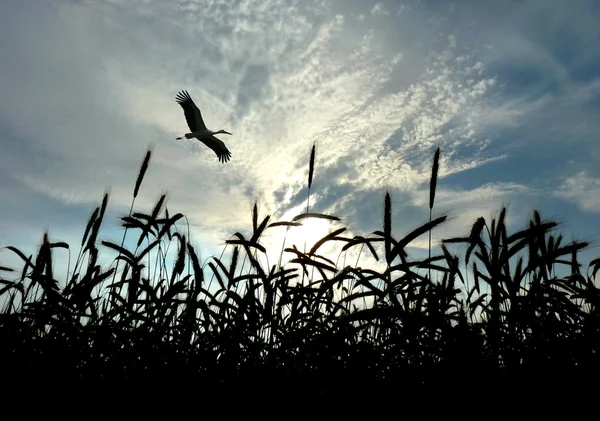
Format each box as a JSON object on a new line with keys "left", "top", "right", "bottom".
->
{"left": 1, "top": 0, "right": 600, "bottom": 287}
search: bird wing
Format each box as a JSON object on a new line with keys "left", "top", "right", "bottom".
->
{"left": 175, "top": 90, "right": 206, "bottom": 132}
{"left": 199, "top": 135, "right": 232, "bottom": 163}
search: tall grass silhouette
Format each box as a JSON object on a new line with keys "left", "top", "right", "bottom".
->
{"left": 1, "top": 144, "right": 599, "bottom": 402}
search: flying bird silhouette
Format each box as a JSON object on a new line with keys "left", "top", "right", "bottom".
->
{"left": 175, "top": 90, "right": 232, "bottom": 163}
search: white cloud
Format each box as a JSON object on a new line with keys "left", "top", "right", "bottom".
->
{"left": 554, "top": 172, "right": 600, "bottom": 213}
{"left": 371, "top": 3, "right": 388, "bottom": 16}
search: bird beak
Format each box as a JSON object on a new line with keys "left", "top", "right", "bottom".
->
{"left": 223, "top": 131, "right": 232, "bottom": 135}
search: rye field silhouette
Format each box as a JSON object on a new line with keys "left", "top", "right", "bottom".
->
{"left": 1, "top": 144, "right": 599, "bottom": 403}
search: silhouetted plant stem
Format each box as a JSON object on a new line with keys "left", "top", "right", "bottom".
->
{"left": 301, "top": 143, "right": 316, "bottom": 286}
{"left": 429, "top": 146, "right": 440, "bottom": 281}
{"left": 110, "top": 146, "right": 153, "bottom": 292}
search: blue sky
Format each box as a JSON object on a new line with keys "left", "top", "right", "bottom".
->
{"left": 1, "top": 0, "right": 600, "bottom": 284}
